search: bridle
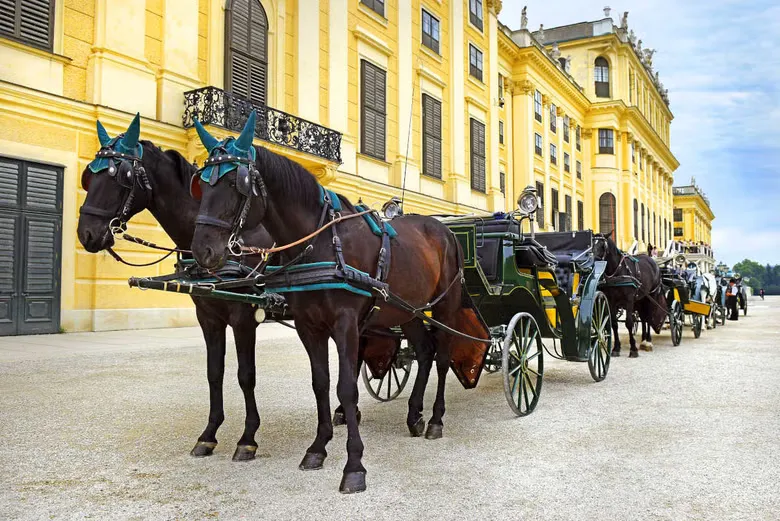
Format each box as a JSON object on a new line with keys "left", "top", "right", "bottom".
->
{"left": 192, "top": 145, "right": 267, "bottom": 256}
{"left": 80, "top": 138, "right": 151, "bottom": 236}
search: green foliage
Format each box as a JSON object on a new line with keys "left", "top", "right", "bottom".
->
{"left": 732, "top": 259, "right": 780, "bottom": 295}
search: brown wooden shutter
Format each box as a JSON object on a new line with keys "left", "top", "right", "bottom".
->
{"left": 536, "top": 181, "right": 545, "bottom": 228}
{"left": 599, "top": 193, "right": 616, "bottom": 238}
{"left": 361, "top": 61, "right": 386, "bottom": 160}
{"left": 226, "top": 0, "right": 268, "bottom": 106}
{"left": 422, "top": 94, "right": 442, "bottom": 179}
{"left": 0, "top": 0, "right": 54, "bottom": 50}
{"left": 470, "top": 119, "right": 486, "bottom": 192}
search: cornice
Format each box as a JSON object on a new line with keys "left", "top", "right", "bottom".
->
{"left": 514, "top": 47, "right": 590, "bottom": 112}
{"left": 352, "top": 25, "right": 393, "bottom": 56}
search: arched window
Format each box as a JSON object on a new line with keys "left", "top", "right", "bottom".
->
{"left": 594, "top": 57, "right": 610, "bottom": 98}
{"left": 633, "top": 199, "right": 638, "bottom": 239}
{"left": 225, "top": 0, "right": 269, "bottom": 106}
{"left": 641, "top": 203, "right": 645, "bottom": 242}
{"left": 599, "top": 193, "right": 616, "bottom": 238}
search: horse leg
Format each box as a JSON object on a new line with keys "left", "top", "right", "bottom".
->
{"left": 626, "top": 304, "right": 639, "bottom": 358}
{"left": 645, "top": 321, "right": 653, "bottom": 350}
{"left": 333, "top": 343, "right": 363, "bottom": 427}
{"left": 610, "top": 308, "right": 621, "bottom": 357}
{"left": 331, "top": 312, "right": 367, "bottom": 494}
{"left": 402, "top": 320, "right": 434, "bottom": 437}
{"left": 231, "top": 316, "right": 260, "bottom": 461}
{"left": 297, "top": 325, "right": 334, "bottom": 472}
{"left": 191, "top": 311, "right": 227, "bottom": 457}
{"left": 425, "top": 329, "right": 450, "bottom": 440}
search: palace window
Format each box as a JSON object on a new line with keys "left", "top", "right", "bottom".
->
{"left": 563, "top": 116, "right": 570, "bottom": 142}
{"left": 499, "top": 120, "right": 504, "bottom": 145}
{"left": 470, "top": 118, "right": 486, "bottom": 192}
{"left": 225, "top": 0, "right": 269, "bottom": 106}
{"left": 598, "top": 129, "right": 614, "bottom": 154}
{"left": 469, "top": 44, "right": 483, "bottom": 82}
{"left": 675, "top": 227, "right": 683, "bottom": 237}
{"left": 633, "top": 199, "right": 639, "bottom": 239}
{"left": 534, "top": 91, "right": 543, "bottom": 122}
{"left": 564, "top": 152, "right": 570, "bottom": 173}
{"left": 500, "top": 172, "right": 506, "bottom": 194}
{"left": 536, "top": 181, "right": 545, "bottom": 227}
{"left": 361, "top": 60, "right": 387, "bottom": 160}
{"left": 498, "top": 73, "right": 504, "bottom": 102}
{"left": 576, "top": 125, "right": 581, "bottom": 151}
{"left": 421, "top": 9, "right": 440, "bottom": 54}
{"left": 564, "top": 195, "right": 572, "bottom": 232}
{"left": 674, "top": 208, "right": 683, "bottom": 221}
{"left": 422, "top": 94, "right": 442, "bottom": 179}
{"left": 578, "top": 200, "right": 585, "bottom": 231}
{"left": 551, "top": 188, "right": 559, "bottom": 230}
{"left": 550, "top": 143, "right": 557, "bottom": 165}
{"left": 599, "top": 193, "right": 616, "bottom": 238}
{"left": 469, "top": 0, "right": 483, "bottom": 31}
{"left": 595, "top": 57, "right": 610, "bottom": 98}
{"left": 534, "top": 133, "right": 543, "bottom": 156}
{"left": 361, "top": 0, "right": 384, "bottom": 17}
{"left": 550, "top": 104, "right": 557, "bottom": 133}
{"left": 0, "top": 0, "right": 54, "bottom": 51}
{"left": 576, "top": 160, "right": 582, "bottom": 179}
{"left": 631, "top": 142, "right": 636, "bottom": 163}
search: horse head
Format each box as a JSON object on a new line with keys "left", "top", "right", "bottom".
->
{"left": 191, "top": 110, "right": 267, "bottom": 269}
{"left": 593, "top": 231, "right": 621, "bottom": 271}
{"left": 77, "top": 113, "right": 152, "bottom": 253}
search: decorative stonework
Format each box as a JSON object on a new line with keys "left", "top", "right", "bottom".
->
{"left": 513, "top": 79, "right": 534, "bottom": 94}
{"left": 486, "top": 0, "right": 503, "bottom": 15}
{"left": 582, "top": 128, "right": 593, "bottom": 139}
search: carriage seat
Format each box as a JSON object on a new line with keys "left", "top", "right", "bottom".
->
{"left": 533, "top": 231, "right": 594, "bottom": 297}
{"left": 514, "top": 238, "right": 558, "bottom": 268}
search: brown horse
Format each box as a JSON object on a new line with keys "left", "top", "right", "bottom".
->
{"left": 189, "top": 112, "right": 488, "bottom": 493}
{"left": 77, "top": 115, "right": 274, "bottom": 461}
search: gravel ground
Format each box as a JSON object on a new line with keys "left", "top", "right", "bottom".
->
{"left": 1, "top": 297, "right": 779, "bottom": 520}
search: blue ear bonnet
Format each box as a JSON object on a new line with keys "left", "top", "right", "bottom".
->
{"left": 199, "top": 137, "right": 256, "bottom": 184}
{"left": 88, "top": 135, "right": 143, "bottom": 173}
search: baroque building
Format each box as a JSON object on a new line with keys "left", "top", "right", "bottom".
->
{"left": 0, "top": 1, "right": 679, "bottom": 333}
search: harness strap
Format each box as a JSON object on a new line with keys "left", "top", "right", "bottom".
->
{"left": 106, "top": 247, "right": 175, "bottom": 267}
{"left": 195, "top": 215, "right": 234, "bottom": 230}
{"left": 80, "top": 205, "right": 117, "bottom": 218}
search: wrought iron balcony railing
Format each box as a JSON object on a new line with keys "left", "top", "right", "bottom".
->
{"left": 183, "top": 87, "right": 342, "bottom": 164}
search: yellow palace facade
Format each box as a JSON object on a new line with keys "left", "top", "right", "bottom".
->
{"left": 0, "top": 1, "right": 678, "bottom": 334}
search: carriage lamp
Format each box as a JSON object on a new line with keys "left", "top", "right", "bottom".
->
{"left": 382, "top": 196, "right": 404, "bottom": 219}
{"left": 254, "top": 307, "right": 266, "bottom": 324}
{"left": 517, "top": 187, "right": 539, "bottom": 216}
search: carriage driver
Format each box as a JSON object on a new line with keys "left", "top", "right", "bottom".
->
{"left": 726, "top": 278, "right": 740, "bottom": 321}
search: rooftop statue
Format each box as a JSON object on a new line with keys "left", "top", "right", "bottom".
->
{"left": 621, "top": 11, "right": 629, "bottom": 30}
{"left": 521, "top": 6, "right": 528, "bottom": 29}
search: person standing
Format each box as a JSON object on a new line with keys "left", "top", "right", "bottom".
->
{"left": 727, "top": 279, "right": 739, "bottom": 320}
{"left": 760, "top": 288, "right": 765, "bottom": 300}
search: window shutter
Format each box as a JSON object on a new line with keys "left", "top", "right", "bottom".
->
{"left": 470, "top": 119, "right": 486, "bottom": 192}
{"left": 599, "top": 193, "right": 616, "bottom": 237}
{"left": 226, "top": 0, "right": 268, "bottom": 106}
{"left": 361, "top": 61, "right": 386, "bottom": 160}
{"left": 0, "top": 0, "right": 53, "bottom": 50}
{"left": 536, "top": 181, "right": 545, "bottom": 227}
{"left": 24, "top": 218, "right": 57, "bottom": 294}
{"left": 24, "top": 164, "right": 61, "bottom": 212}
{"left": 422, "top": 94, "right": 442, "bottom": 179}
{"left": 0, "top": 159, "right": 21, "bottom": 209}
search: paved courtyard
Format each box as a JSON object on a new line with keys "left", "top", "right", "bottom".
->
{"left": 1, "top": 297, "right": 778, "bottom": 520}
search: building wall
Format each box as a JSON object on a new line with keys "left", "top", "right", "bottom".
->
{"left": 1, "top": 1, "right": 681, "bottom": 333}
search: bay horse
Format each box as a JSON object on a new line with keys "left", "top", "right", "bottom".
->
{"left": 77, "top": 114, "right": 274, "bottom": 461}
{"left": 189, "top": 111, "right": 489, "bottom": 493}
{"left": 594, "top": 233, "right": 667, "bottom": 357}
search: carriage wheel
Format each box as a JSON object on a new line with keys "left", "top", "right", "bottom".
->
{"left": 588, "top": 292, "right": 612, "bottom": 382}
{"left": 670, "top": 300, "right": 684, "bottom": 346}
{"left": 709, "top": 304, "right": 717, "bottom": 330}
{"left": 631, "top": 311, "right": 640, "bottom": 336}
{"left": 483, "top": 338, "right": 502, "bottom": 374}
{"left": 502, "top": 312, "right": 544, "bottom": 417}
{"left": 743, "top": 299, "right": 748, "bottom": 316}
{"left": 361, "top": 349, "right": 413, "bottom": 402}
{"left": 692, "top": 314, "right": 703, "bottom": 339}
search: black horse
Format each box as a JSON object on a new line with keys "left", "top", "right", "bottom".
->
{"left": 594, "top": 233, "right": 667, "bottom": 357}
{"left": 189, "top": 112, "right": 489, "bottom": 493}
{"left": 77, "top": 115, "right": 273, "bottom": 461}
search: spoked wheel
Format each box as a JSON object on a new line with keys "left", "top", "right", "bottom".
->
{"left": 743, "top": 300, "right": 748, "bottom": 316}
{"left": 502, "top": 312, "right": 544, "bottom": 417}
{"left": 631, "top": 311, "right": 639, "bottom": 336}
{"left": 483, "top": 338, "right": 502, "bottom": 374}
{"left": 588, "top": 291, "right": 612, "bottom": 382}
{"left": 670, "top": 300, "right": 684, "bottom": 346}
{"left": 708, "top": 304, "right": 717, "bottom": 330}
{"left": 361, "top": 349, "right": 413, "bottom": 402}
{"left": 692, "top": 314, "right": 703, "bottom": 339}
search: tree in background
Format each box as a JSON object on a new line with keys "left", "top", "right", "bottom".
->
{"left": 733, "top": 259, "right": 780, "bottom": 295}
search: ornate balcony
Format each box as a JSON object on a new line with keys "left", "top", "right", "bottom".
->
{"left": 183, "top": 87, "right": 342, "bottom": 164}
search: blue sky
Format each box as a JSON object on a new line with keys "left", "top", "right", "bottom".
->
{"left": 498, "top": 1, "right": 780, "bottom": 266}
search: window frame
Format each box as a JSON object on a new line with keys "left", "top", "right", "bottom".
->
{"left": 578, "top": 200, "right": 584, "bottom": 231}
{"left": 550, "top": 143, "right": 557, "bottom": 165}
{"left": 360, "top": 59, "right": 387, "bottom": 161}
{"left": 421, "top": 8, "right": 440, "bottom": 54}
{"left": 498, "top": 120, "right": 504, "bottom": 145}
{"left": 0, "top": 0, "right": 55, "bottom": 51}
{"left": 599, "top": 192, "right": 617, "bottom": 238}
{"left": 469, "top": 0, "right": 483, "bottom": 31}
{"left": 469, "top": 118, "right": 487, "bottom": 193}
{"left": 576, "top": 125, "right": 581, "bottom": 151}
{"left": 360, "top": 0, "right": 385, "bottom": 17}
{"left": 224, "top": 0, "right": 270, "bottom": 106}
{"left": 536, "top": 181, "right": 545, "bottom": 227}
{"left": 563, "top": 116, "right": 570, "bottom": 143}
{"left": 468, "top": 44, "right": 484, "bottom": 82}
{"left": 549, "top": 104, "right": 557, "bottom": 133}
{"left": 598, "top": 128, "right": 614, "bottom": 154}
{"left": 421, "top": 93, "right": 442, "bottom": 179}
{"left": 534, "top": 91, "right": 543, "bottom": 123}
{"left": 576, "top": 160, "right": 582, "bottom": 179}
{"left": 673, "top": 208, "right": 683, "bottom": 222}
{"left": 534, "top": 133, "right": 543, "bottom": 156}
{"left": 551, "top": 188, "right": 559, "bottom": 230}
{"left": 594, "top": 56, "right": 610, "bottom": 98}
{"left": 563, "top": 152, "right": 570, "bottom": 173}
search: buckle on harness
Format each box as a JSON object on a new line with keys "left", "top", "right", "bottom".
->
{"left": 109, "top": 218, "right": 127, "bottom": 236}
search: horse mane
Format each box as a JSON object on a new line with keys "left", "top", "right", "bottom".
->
{"left": 255, "top": 145, "right": 355, "bottom": 212}
{"left": 140, "top": 140, "right": 195, "bottom": 188}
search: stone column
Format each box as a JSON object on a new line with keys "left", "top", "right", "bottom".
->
{"left": 394, "top": 0, "right": 418, "bottom": 192}
{"left": 448, "top": 0, "right": 468, "bottom": 204}
{"left": 486, "top": 1, "right": 503, "bottom": 211}
{"left": 297, "top": 0, "right": 320, "bottom": 122}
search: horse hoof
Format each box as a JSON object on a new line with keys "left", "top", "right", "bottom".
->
{"left": 611, "top": 349, "right": 620, "bottom": 357}
{"left": 425, "top": 423, "right": 443, "bottom": 440}
{"left": 645, "top": 343, "right": 653, "bottom": 351}
{"left": 298, "top": 452, "right": 326, "bottom": 471}
{"left": 232, "top": 445, "right": 257, "bottom": 462}
{"left": 339, "top": 471, "right": 367, "bottom": 494}
{"left": 629, "top": 350, "right": 639, "bottom": 358}
{"left": 333, "top": 409, "right": 361, "bottom": 426}
{"left": 190, "top": 441, "right": 217, "bottom": 457}
{"left": 408, "top": 417, "right": 425, "bottom": 437}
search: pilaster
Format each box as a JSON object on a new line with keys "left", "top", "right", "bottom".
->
{"left": 297, "top": 0, "right": 320, "bottom": 122}
{"left": 448, "top": 0, "right": 468, "bottom": 203}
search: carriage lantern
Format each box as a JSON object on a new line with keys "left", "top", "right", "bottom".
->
{"left": 517, "top": 186, "right": 540, "bottom": 216}
{"left": 382, "top": 196, "right": 404, "bottom": 219}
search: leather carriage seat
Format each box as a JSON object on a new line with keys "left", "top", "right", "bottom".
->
{"left": 475, "top": 219, "right": 521, "bottom": 282}
{"left": 533, "top": 231, "right": 595, "bottom": 297}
